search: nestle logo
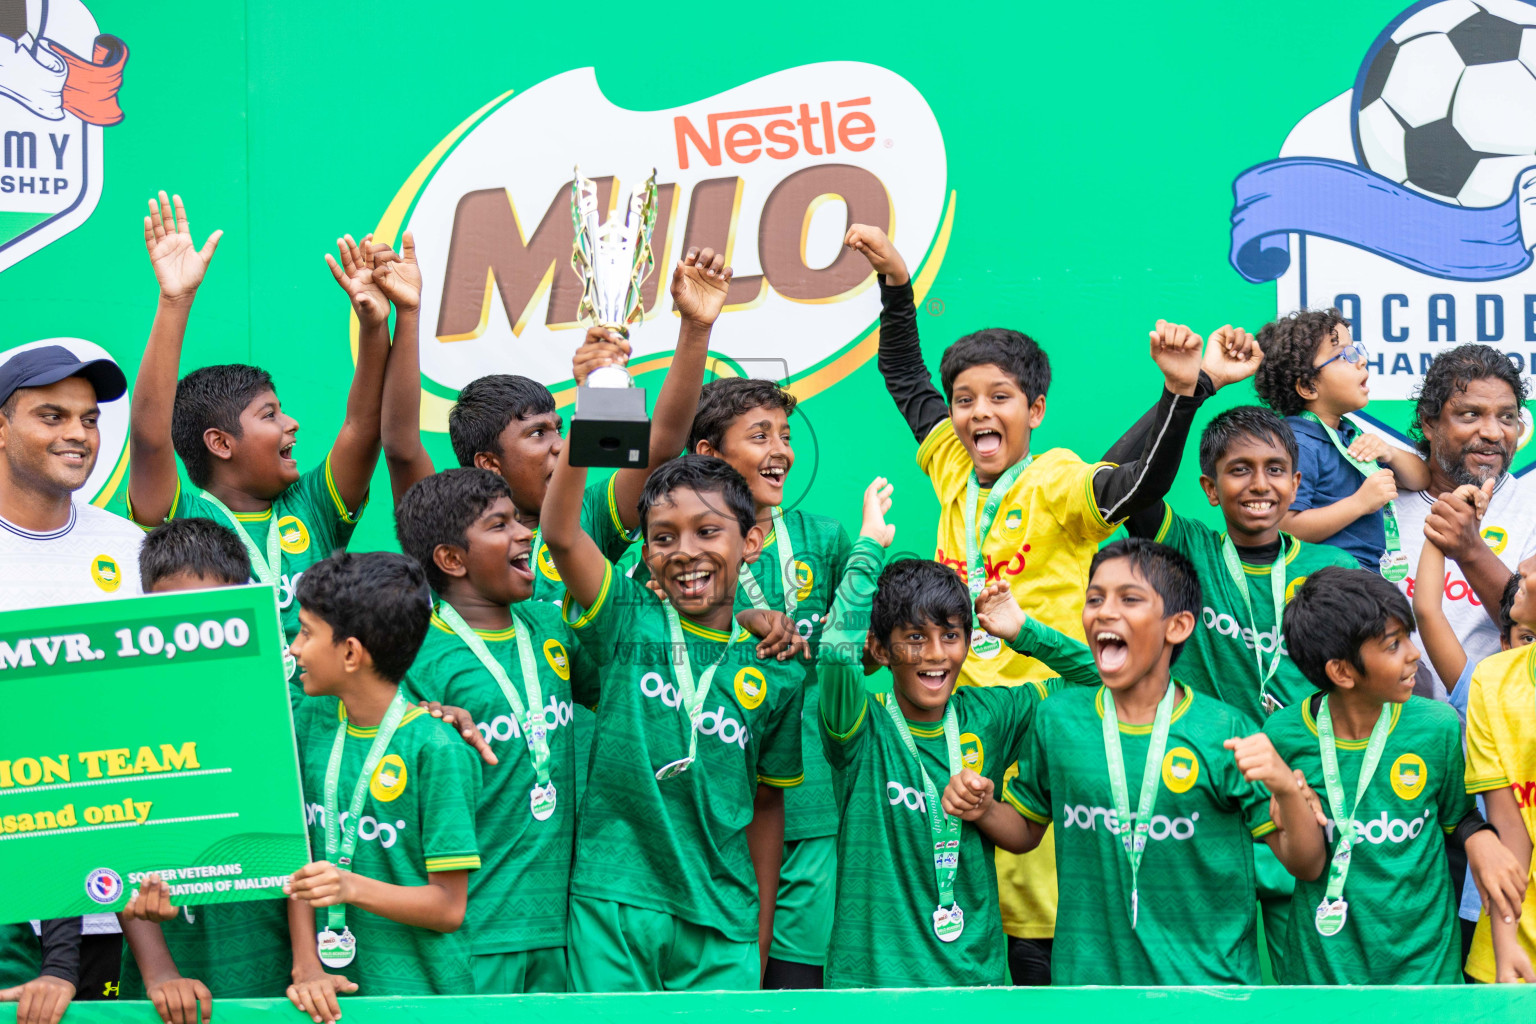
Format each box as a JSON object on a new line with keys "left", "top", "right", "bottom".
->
{"left": 675, "top": 98, "right": 875, "bottom": 169}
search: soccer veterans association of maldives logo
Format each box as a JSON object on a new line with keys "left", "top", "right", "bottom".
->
{"left": 1230, "top": 0, "right": 1536, "bottom": 469}
{"left": 366, "top": 63, "right": 951, "bottom": 429}
{"left": 0, "top": 0, "right": 126, "bottom": 272}
{"left": 84, "top": 866, "right": 121, "bottom": 904}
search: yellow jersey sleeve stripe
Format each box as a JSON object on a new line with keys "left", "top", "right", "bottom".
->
{"left": 1027, "top": 679, "right": 1048, "bottom": 701}
{"left": 822, "top": 703, "right": 868, "bottom": 743}
{"left": 1466, "top": 775, "right": 1512, "bottom": 794}
{"left": 757, "top": 772, "right": 804, "bottom": 788}
{"left": 1085, "top": 461, "right": 1117, "bottom": 531}
{"left": 605, "top": 474, "right": 639, "bottom": 541}
{"left": 1152, "top": 502, "right": 1174, "bottom": 544}
{"left": 1003, "top": 787, "right": 1050, "bottom": 823}
{"left": 915, "top": 418, "right": 952, "bottom": 469}
{"left": 325, "top": 454, "right": 365, "bottom": 524}
{"left": 1250, "top": 820, "right": 1278, "bottom": 839}
{"left": 565, "top": 561, "right": 613, "bottom": 630}
{"left": 425, "top": 855, "right": 481, "bottom": 872}
{"left": 128, "top": 479, "right": 182, "bottom": 525}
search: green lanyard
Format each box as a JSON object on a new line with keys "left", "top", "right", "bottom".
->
{"left": 1299, "top": 413, "right": 1407, "bottom": 581}
{"left": 881, "top": 693, "right": 966, "bottom": 942}
{"left": 1102, "top": 683, "right": 1177, "bottom": 929}
{"left": 738, "top": 507, "right": 797, "bottom": 618}
{"left": 435, "top": 603, "right": 557, "bottom": 821}
{"left": 316, "top": 689, "right": 410, "bottom": 966}
{"left": 962, "top": 457, "right": 1032, "bottom": 658}
{"left": 1314, "top": 696, "right": 1392, "bottom": 937}
{"left": 654, "top": 602, "right": 733, "bottom": 780}
{"left": 200, "top": 490, "right": 293, "bottom": 679}
{"left": 1219, "top": 536, "right": 1288, "bottom": 715}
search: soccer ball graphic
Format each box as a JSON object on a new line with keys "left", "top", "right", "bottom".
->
{"left": 1354, "top": 0, "right": 1536, "bottom": 206}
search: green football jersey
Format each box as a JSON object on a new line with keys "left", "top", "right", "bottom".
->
{"left": 565, "top": 561, "right": 805, "bottom": 942}
{"left": 816, "top": 536, "right": 1093, "bottom": 988}
{"left": 402, "top": 600, "right": 598, "bottom": 956}
{"left": 530, "top": 473, "right": 639, "bottom": 606}
{"left": 1153, "top": 504, "right": 1357, "bottom": 722}
{"left": 627, "top": 507, "right": 851, "bottom": 839}
{"left": 145, "top": 456, "right": 365, "bottom": 708}
{"left": 119, "top": 900, "right": 290, "bottom": 998}
{"left": 746, "top": 509, "right": 852, "bottom": 841}
{"left": 294, "top": 698, "right": 481, "bottom": 995}
{"left": 0, "top": 923, "right": 39, "bottom": 989}
{"left": 1006, "top": 684, "right": 1276, "bottom": 986}
{"left": 1264, "top": 695, "right": 1470, "bottom": 984}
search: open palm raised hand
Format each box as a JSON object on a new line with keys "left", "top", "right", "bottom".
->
{"left": 326, "top": 233, "right": 390, "bottom": 326}
{"left": 144, "top": 191, "right": 222, "bottom": 300}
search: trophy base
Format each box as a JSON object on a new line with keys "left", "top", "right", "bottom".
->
{"left": 570, "top": 385, "right": 651, "bottom": 469}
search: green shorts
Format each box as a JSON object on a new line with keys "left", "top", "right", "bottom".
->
{"left": 769, "top": 835, "right": 836, "bottom": 966}
{"left": 567, "top": 895, "right": 758, "bottom": 992}
{"left": 1254, "top": 843, "right": 1294, "bottom": 983}
{"left": 471, "top": 947, "right": 568, "bottom": 994}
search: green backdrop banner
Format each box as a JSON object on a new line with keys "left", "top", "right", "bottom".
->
{"left": 0, "top": 585, "right": 307, "bottom": 922}
{"left": 2, "top": 0, "right": 1533, "bottom": 554}
{"left": 4, "top": 987, "right": 1535, "bottom": 1024}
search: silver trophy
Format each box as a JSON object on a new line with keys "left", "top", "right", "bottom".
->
{"left": 568, "top": 166, "right": 658, "bottom": 467}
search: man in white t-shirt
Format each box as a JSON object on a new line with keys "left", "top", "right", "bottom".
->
{"left": 0, "top": 344, "right": 141, "bottom": 1024}
{"left": 1394, "top": 343, "right": 1535, "bottom": 699}
{"left": 0, "top": 345, "right": 143, "bottom": 612}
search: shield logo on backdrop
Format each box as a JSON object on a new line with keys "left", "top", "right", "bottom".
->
{"left": 0, "top": 0, "right": 126, "bottom": 273}
{"left": 1229, "top": 0, "right": 1536, "bottom": 472}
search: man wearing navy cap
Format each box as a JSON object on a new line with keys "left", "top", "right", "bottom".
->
{"left": 0, "top": 344, "right": 144, "bottom": 612}
{"left": 0, "top": 344, "right": 143, "bottom": 1024}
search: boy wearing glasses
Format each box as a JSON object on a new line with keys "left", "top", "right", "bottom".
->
{"left": 1253, "top": 311, "right": 1429, "bottom": 574}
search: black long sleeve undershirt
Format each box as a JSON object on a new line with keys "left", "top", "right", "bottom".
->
{"left": 876, "top": 278, "right": 1208, "bottom": 524}
{"left": 37, "top": 918, "right": 81, "bottom": 986}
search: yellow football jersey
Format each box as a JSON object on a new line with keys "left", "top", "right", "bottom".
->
{"left": 1464, "top": 644, "right": 1536, "bottom": 983}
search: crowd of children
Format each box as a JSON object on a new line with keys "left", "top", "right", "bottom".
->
{"left": 2, "top": 191, "right": 1536, "bottom": 1022}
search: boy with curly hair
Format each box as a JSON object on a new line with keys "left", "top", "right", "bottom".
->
{"left": 1253, "top": 310, "right": 1428, "bottom": 574}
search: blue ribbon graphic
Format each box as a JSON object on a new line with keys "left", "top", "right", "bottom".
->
{"left": 1229, "top": 157, "right": 1534, "bottom": 284}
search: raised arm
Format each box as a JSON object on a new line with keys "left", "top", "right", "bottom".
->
{"left": 542, "top": 433, "right": 611, "bottom": 611}
{"left": 819, "top": 480, "right": 893, "bottom": 734}
{"left": 129, "top": 193, "right": 223, "bottom": 525}
{"left": 1412, "top": 537, "right": 1469, "bottom": 688}
{"left": 370, "top": 233, "right": 437, "bottom": 505}
{"left": 845, "top": 224, "right": 948, "bottom": 442}
{"left": 1091, "top": 321, "right": 1260, "bottom": 527}
{"left": 973, "top": 581, "right": 1099, "bottom": 686}
{"left": 322, "top": 235, "right": 391, "bottom": 513}
{"left": 608, "top": 246, "right": 732, "bottom": 532}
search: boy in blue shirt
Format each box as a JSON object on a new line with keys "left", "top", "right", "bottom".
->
{"left": 1252, "top": 310, "right": 1428, "bottom": 574}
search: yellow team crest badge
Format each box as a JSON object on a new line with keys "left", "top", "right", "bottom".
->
{"left": 793, "top": 560, "right": 814, "bottom": 602}
{"left": 960, "top": 732, "right": 985, "bottom": 774}
{"left": 543, "top": 639, "right": 570, "bottom": 680}
{"left": 370, "top": 754, "right": 409, "bottom": 802}
{"left": 1003, "top": 507, "right": 1024, "bottom": 533}
{"left": 537, "top": 544, "right": 561, "bottom": 582}
{"left": 734, "top": 666, "right": 767, "bottom": 709}
{"left": 1162, "top": 747, "right": 1200, "bottom": 793}
{"left": 1285, "top": 575, "right": 1308, "bottom": 603}
{"left": 90, "top": 554, "right": 121, "bottom": 592}
{"left": 1391, "top": 753, "right": 1427, "bottom": 801}
{"left": 1482, "top": 526, "right": 1508, "bottom": 556}
{"left": 277, "top": 516, "right": 311, "bottom": 555}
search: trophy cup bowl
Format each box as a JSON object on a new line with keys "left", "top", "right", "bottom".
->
{"left": 568, "top": 166, "right": 658, "bottom": 468}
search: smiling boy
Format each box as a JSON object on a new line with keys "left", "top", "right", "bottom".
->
{"left": 394, "top": 468, "right": 600, "bottom": 994}
{"left": 944, "top": 539, "right": 1328, "bottom": 985}
{"left": 129, "top": 196, "right": 392, "bottom": 704}
{"left": 816, "top": 479, "right": 1097, "bottom": 988}
{"left": 1268, "top": 567, "right": 1522, "bottom": 984}
{"left": 846, "top": 224, "right": 1242, "bottom": 975}
{"left": 1253, "top": 310, "right": 1429, "bottom": 573}
{"left": 542, "top": 451, "right": 806, "bottom": 991}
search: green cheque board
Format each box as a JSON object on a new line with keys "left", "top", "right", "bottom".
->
{"left": 0, "top": 584, "right": 308, "bottom": 922}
